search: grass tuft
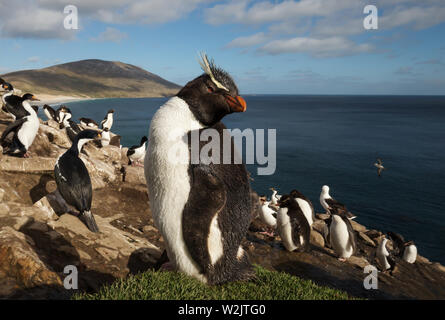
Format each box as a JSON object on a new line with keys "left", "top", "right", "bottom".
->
{"left": 73, "top": 265, "right": 355, "bottom": 300}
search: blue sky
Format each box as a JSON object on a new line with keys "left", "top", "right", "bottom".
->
{"left": 0, "top": 0, "right": 444, "bottom": 95}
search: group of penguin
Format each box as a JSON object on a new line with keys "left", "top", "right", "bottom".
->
{"left": 0, "top": 77, "right": 148, "bottom": 233}
{"left": 0, "top": 54, "right": 420, "bottom": 287}
{"left": 259, "top": 185, "right": 418, "bottom": 273}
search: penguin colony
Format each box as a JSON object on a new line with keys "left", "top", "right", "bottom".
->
{"left": 0, "top": 54, "right": 419, "bottom": 287}
{"left": 0, "top": 77, "right": 143, "bottom": 233}
{"left": 259, "top": 185, "right": 417, "bottom": 270}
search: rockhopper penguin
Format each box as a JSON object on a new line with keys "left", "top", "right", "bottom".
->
{"left": 144, "top": 53, "right": 252, "bottom": 285}
{"left": 277, "top": 194, "right": 311, "bottom": 252}
{"left": 54, "top": 129, "right": 102, "bottom": 232}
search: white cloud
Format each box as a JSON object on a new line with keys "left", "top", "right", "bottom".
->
{"left": 226, "top": 32, "right": 268, "bottom": 48}
{"left": 259, "top": 36, "right": 373, "bottom": 58}
{"left": 0, "top": 0, "right": 211, "bottom": 39}
{"left": 27, "top": 56, "right": 40, "bottom": 63}
{"left": 91, "top": 27, "right": 127, "bottom": 43}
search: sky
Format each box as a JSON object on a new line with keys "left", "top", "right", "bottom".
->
{"left": 0, "top": 0, "right": 444, "bottom": 95}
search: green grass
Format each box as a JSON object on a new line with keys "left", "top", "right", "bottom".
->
{"left": 73, "top": 265, "right": 355, "bottom": 300}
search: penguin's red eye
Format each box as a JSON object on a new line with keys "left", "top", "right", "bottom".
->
{"left": 207, "top": 85, "right": 214, "bottom": 93}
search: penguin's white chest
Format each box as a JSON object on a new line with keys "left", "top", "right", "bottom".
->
{"left": 403, "top": 245, "right": 417, "bottom": 263}
{"left": 44, "top": 108, "right": 52, "bottom": 120}
{"left": 145, "top": 97, "right": 206, "bottom": 281}
{"left": 18, "top": 113, "right": 39, "bottom": 150}
{"left": 277, "top": 208, "right": 298, "bottom": 252}
{"left": 103, "top": 115, "right": 113, "bottom": 129}
{"left": 260, "top": 206, "right": 277, "bottom": 228}
{"left": 330, "top": 217, "right": 353, "bottom": 258}
{"left": 132, "top": 144, "right": 146, "bottom": 161}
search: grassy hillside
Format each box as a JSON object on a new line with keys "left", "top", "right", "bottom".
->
{"left": 74, "top": 265, "right": 355, "bottom": 300}
{"left": 1, "top": 59, "right": 180, "bottom": 98}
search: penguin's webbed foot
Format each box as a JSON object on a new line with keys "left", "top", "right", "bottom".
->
{"left": 338, "top": 257, "right": 347, "bottom": 262}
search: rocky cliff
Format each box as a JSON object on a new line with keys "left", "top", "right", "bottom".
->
{"left": 0, "top": 110, "right": 444, "bottom": 300}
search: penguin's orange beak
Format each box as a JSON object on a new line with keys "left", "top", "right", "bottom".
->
{"left": 226, "top": 95, "right": 246, "bottom": 113}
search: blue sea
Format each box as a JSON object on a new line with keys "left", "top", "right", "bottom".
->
{"left": 47, "top": 95, "right": 445, "bottom": 264}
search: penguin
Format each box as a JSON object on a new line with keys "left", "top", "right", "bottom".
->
{"left": 43, "top": 104, "right": 58, "bottom": 122}
{"left": 387, "top": 231, "right": 417, "bottom": 264}
{"left": 269, "top": 187, "right": 281, "bottom": 205}
{"left": 0, "top": 93, "right": 40, "bottom": 157}
{"left": 290, "top": 189, "right": 315, "bottom": 227}
{"left": 1, "top": 83, "right": 39, "bottom": 120}
{"left": 100, "top": 109, "right": 114, "bottom": 130}
{"left": 320, "top": 185, "right": 356, "bottom": 219}
{"left": 144, "top": 53, "right": 252, "bottom": 285}
{"left": 64, "top": 118, "right": 83, "bottom": 143}
{"left": 259, "top": 200, "right": 277, "bottom": 236}
{"left": 57, "top": 105, "right": 71, "bottom": 124}
{"left": 100, "top": 127, "right": 110, "bottom": 147}
{"left": 54, "top": 129, "right": 102, "bottom": 233}
{"left": 277, "top": 194, "right": 311, "bottom": 252}
{"left": 376, "top": 237, "right": 396, "bottom": 272}
{"left": 79, "top": 117, "right": 99, "bottom": 129}
{"left": 127, "top": 136, "right": 147, "bottom": 166}
{"left": 328, "top": 205, "right": 357, "bottom": 261}
{"left": 58, "top": 106, "right": 72, "bottom": 127}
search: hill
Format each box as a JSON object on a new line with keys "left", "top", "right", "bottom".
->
{"left": 0, "top": 59, "right": 181, "bottom": 99}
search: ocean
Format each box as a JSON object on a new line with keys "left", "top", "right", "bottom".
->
{"left": 47, "top": 95, "right": 445, "bottom": 264}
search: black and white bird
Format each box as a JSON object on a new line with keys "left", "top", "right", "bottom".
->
{"left": 0, "top": 92, "right": 40, "bottom": 157}
{"left": 57, "top": 106, "right": 72, "bottom": 127}
{"left": 100, "top": 127, "right": 111, "bottom": 147}
{"left": 54, "top": 129, "right": 102, "bottom": 233}
{"left": 43, "top": 104, "right": 58, "bottom": 122}
{"left": 376, "top": 236, "right": 396, "bottom": 271}
{"left": 1, "top": 83, "right": 39, "bottom": 120}
{"left": 290, "top": 189, "right": 315, "bottom": 227}
{"left": 100, "top": 109, "right": 114, "bottom": 130}
{"left": 320, "top": 185, "right": 356, "bottom": 219}
{"left": 269, "top": 187, "right": 281, "bottom": 205}
{"left": 79, "top": 117, "right": 99, "bottom": 129}
{"left": 64, "top": 119, "right": 83, "bottom": 143}
{"left": 259, "top": 200, "right": 277, "bottom": 236}
{"left": 387, "top": 231, "right": 417, "bottom": 264}
{"left": 127, "top": 136, "right": 147, "bottom": 166}
{"left": 374, "top": 158, "right": 385, "bottom": 177}
{"left": 327, "top": 205, "right": 357, "bottom": 261}
{"left": 145, "top": 53, "right": 252, "bottom": 285}
{"left": 277, "top": 194, "right": 311, "bottom": 252}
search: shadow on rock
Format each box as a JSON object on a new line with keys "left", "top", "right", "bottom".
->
{"left": 127, "top": 247, "right": 161, "bottom": 275}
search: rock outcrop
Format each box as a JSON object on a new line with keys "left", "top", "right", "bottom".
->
{"left": 0, "top": 111, "right": 161, "bottom": 298}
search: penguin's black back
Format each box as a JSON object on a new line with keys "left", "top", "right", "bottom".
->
{"left": 55, "top": 149, "right": 92, "bottom": 212}
{"left": 182, "top": 122, "right": 253, "bottom": 285}
{"left": 4, "top": 95, "right": 29, "bottom": 119}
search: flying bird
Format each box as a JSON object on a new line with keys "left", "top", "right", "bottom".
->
{"left": 374, "top": 158, "right": 385, "bottom": 176}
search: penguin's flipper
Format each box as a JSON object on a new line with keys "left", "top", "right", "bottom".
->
{"left": 182, "top": 164, "right": 227, "bottom": 275}
{"left": 344, "top": 217, "right": 357, "bottom": 254}
{"left": 0, "top": 117, "right": 27, "bottom": 142}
